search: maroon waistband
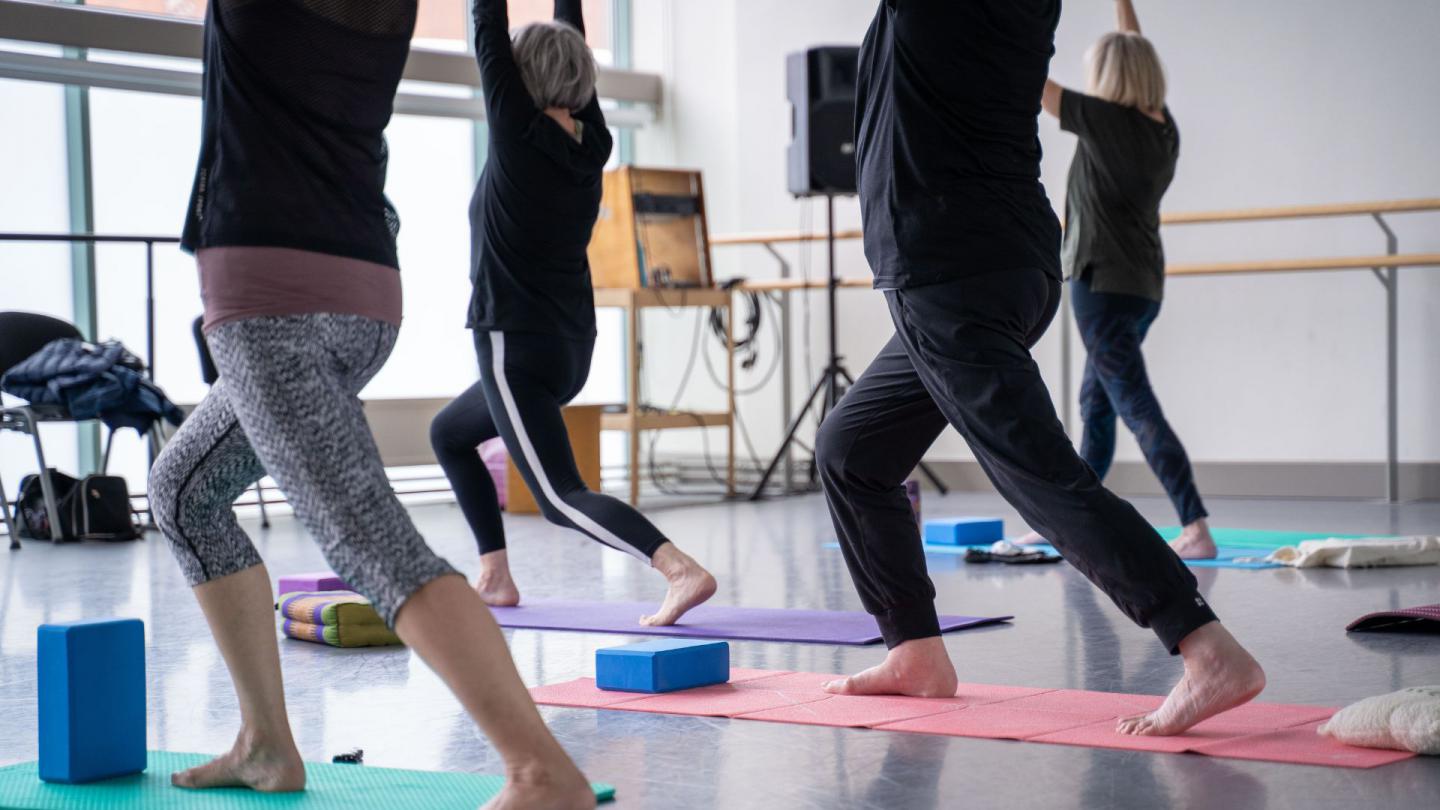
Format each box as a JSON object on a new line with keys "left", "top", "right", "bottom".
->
{"left": 198, "top": 246, "right": 403, "bottom": 333}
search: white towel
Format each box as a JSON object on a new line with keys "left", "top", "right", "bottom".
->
{"left": 1254, "top": 536, "right": 1440, "bottom": 568}
{"left": 1318, "top": 686, "right": 1440, "bottom": 755}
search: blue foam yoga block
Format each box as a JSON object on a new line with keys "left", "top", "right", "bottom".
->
{"left": 924, "top": 517, "right": 1004, "bottom": 546}
{"left": 38, "top": 618, "right": 147, "bottom": 784}
{"left": 595, "top": 639, "right": 729, "bottom": 693}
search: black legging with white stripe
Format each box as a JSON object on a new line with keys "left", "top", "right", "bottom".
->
{"left": 431, "top": 330, "right": 668, "bottom": 560}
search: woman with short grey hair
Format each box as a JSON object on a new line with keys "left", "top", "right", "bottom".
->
{"left": 1029, "top": 0, "right": 1217, "bottom": 560}
{"left": 429, "top": 0, "right": 717, "bottom": 648}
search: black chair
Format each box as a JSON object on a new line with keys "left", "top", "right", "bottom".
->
{"left": 1, "top": 312, "right": 96, "bottom": 546}
{"left": 192, "top": 316, "right": 270, "bottom": 528}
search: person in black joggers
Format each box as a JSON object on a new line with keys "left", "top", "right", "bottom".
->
{"left": 816, "top": 0, "right": 1264, "bottom": 738}
{"left": 431, "top": 0, "right": 715, "bottom": 626}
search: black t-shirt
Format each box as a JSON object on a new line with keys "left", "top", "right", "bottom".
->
{"left": 855, "top": 0, "right": 1063, "bottom": 289}
{"left": 467, "top": 0, "right": 614, "bottom": 338}
{"left": 181, "top": 0, "right": 414, "bottom": 269}
{"left": 1060, "top": 89, "right": 1179, "bottom": 301}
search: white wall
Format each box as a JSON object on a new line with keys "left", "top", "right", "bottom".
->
{"left": 634, "top": 0, "right": 1440, "bottom": 469}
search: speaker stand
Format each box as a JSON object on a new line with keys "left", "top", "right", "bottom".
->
{"left": 749, "top": 195, "right": 949, "bottom": 500}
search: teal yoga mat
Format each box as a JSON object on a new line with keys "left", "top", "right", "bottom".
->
{"left": 1151, "top": 527, "right": 1383, "bottom": 550}
{"left": 0, "top": 752, "right": 615, "bottom": 809}
{"left": 827, "top": 528, "right": 1392, "bottom": 570}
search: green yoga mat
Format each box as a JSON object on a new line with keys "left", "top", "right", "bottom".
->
{"left": 0, "top": 752, "right": 615, "bottom": 809}
{"left": 1153, "top": 527, "right": 1383, "bottom": 551}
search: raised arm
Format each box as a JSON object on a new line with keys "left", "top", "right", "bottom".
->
{"left": 473, "top": 0, "right": 532, "bottom": 128}
{"left": 555, "top": 0, "right": 585, "bottom": 37}
{"left": 1115, "top": 0, "right": 1141, "bottom": 35}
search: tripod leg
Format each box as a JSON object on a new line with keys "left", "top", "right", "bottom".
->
{"left": 917, "top": 461, "right": 949, "bottom": 495}
{"left": 749, "top": 372, "right": 830, "bottom": 500}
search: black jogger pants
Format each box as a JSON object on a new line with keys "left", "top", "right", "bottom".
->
{"left": 816, "top": 267, "right": 1217, "bottom": 652}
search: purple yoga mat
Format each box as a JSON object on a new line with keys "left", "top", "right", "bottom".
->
{"left": 488, "top": 600, "right": 1011, "bottom": 645}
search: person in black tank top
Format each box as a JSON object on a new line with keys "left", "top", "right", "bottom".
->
{"left": 429, "top": 0, "right": 717, "bottom": 627}
{"left": 1031, "top": 0, "right": 1216, "bottom": 559}
{"left": 815, "top": 0, "right": 1264, "bottom": 739}
{"left": 155, "top": 4, "right": 595, "bottom": 805}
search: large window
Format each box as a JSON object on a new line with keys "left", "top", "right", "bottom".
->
{"left": 1, "top": 0, "right": 636, "bottom": 500}
{"left": 0, "top": 71, "right": 77, "bottom": 498}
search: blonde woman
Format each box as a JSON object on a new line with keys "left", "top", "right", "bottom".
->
{"left": 1027, "top": 0, "right": 1217, "bottom": 559}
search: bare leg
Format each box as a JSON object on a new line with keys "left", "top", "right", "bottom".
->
{"left": 639, "top": 542, "right": 717, "bottom": 626}
{"left": 393, "top": 575, "right": 593, "bottom": 810}
{"left": 476, "top": 549, "right": 521, "bottom": 607}
{"left": 1168, "top": 517, "right": 1218, "bottom": 560}
{"left": 172, "top": 565, "right": 305, "bottom": 792}
{"left": 1117, "top": 620, "right": 1265, "bottom": 736}
{"left": 822, "top": 637, "right": 959, "bottom": 699}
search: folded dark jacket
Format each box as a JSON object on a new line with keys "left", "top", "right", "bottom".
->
{"left": 1, "top": 338, "right": 185, "bottom": 433}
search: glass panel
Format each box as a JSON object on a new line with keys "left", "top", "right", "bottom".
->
{"left": 87, "top": 86, "right": 203, "bottom": 490}
{"left": 509, "top": 0, "right": 613, "bottom": 64}
{"left": 364, "top": 113, "right": 478, "bottom": 400}
{"left": 0, "top": 77, "right": 80, "bottom": 493}
{"left": 39, "top": 1, "right": 470, "bottom": 46}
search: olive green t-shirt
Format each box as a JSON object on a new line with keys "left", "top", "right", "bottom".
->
{"left": 1060, "top": 89, "right": 1178, "bottom": 301}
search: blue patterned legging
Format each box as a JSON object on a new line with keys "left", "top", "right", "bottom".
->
{"left": 1073, "top": 277, "right": 1208, "bottom": 525}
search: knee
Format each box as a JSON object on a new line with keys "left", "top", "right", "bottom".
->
{"left": 147, "top": 453, "right": 182, "bottom": 537}
{"left": 815, "top": 417, "right": 854, "bottom": 484}
{"left": 428, "top": 408, "right": 469, "bottom": 458}
{"left": 534, "top": 480, "right": 585, "bottom": 527}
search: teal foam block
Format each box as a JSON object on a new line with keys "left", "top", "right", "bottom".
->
{"left": 923, "top": 517, "right": 1004, "bottom": 546}
{"left": 596, "top": 639, "right": 730, "bottom": 693}
{"left": 0, "top": 752, "right": 616, "bottom": 809}
{"left": 38, "top": 618, "right": 146, "bottom": 784}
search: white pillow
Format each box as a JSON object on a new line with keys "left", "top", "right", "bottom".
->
{"left": 1318, "top": 686, "right": 1440, "bottom": 755}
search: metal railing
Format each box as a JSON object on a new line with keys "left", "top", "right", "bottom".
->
{"left": 0, "top": 232, "right": 176, "bottom": 380}
{"left": 712, "top": 197, "right": 1440, "bottom": 503}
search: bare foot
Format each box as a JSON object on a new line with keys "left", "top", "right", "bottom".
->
{"left": 481, "top": 759, "right": 594, "bottom": 810}
{"left": 476, "top": 549, "right": 520, "bottom": 607}
{"left": 1169, "top": 518, "right": 1218, "bottom": 560}
{"left": 823, "top": 637, "right": 959, "bottom": 698}
{"left": 171, "top": 729, "right": 305, "bottom": 792}
{"left": 1116, "top": 620, "right": 1265, "bottom": 737}
{"left": 1015, "top": 530, "right": 1048, "bottom": 546}
{"left": 639, "top": 543, "right": 717, "bottom": 626}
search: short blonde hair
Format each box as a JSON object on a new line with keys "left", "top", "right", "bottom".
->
{"left": 1085, "top": 32, "right": 1166, "bottom": 112}
{"left": 512, "top": 21, "right": 597, "bottom": 113}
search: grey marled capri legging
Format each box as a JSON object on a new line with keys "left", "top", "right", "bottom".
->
{"left": 148, "top": 313, "right": 458, "bottom": 625}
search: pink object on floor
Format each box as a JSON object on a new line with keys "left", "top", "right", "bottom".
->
{"left": 738, "top": 695, "right": 962, "bottom": 728}
{"left": 480, "top": 438, "right": 508, "bottom": 508}
{"left": 728, "top": 667, "right": 789, "bottom": 684}
{"left": 999, "top": 688, "right": 1165, "bottom": 718}
{"left": 877, "top": 704, "right": 1100, "bottom": 740}
{"left": 529, "top": 669, "right": 1402, "bottom": 768}
{"left": 951, "top": 683, "right": 1055, "bottom": 706}
{"left": 1031, "top": 717, "right": 1283, "bottom": 754}
{"left": 528, "top": 678, "right": 648, "bottom": 709}
{"left": 1189, "top": 722, "right": 1418, "bottom": 768}
{"left": 733, "top": 671, "right": 846, "bottom": 692}
{"left": 276, "top": 572, "right": 349, "bottom": 595}
{"left": 617, "top": 683, "right": 830, "bottom": 717}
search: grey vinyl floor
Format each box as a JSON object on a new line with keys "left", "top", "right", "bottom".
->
{"left": 2, "top": 490, "right": 1437, "bottom": 808}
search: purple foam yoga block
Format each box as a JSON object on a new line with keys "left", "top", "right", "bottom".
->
{"left": 277, "top": 572, "right": 349, "bottom": 595}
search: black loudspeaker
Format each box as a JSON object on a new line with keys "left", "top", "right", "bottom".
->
{"left": 786, "top": 46, "right": 860, "bottom": 197}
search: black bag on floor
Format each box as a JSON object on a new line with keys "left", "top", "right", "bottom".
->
{"left": 15, "top": 469, "right": 139, "bottom": 542}
{"left": 16, "top": 469, "right": 79, "bottom": 541}
{"left": 65, "top": 474, "right": 141, "bottom": 542}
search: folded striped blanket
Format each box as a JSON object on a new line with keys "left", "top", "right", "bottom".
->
{"left": 277, "top": 591, "right": 402, "bottom": 648}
